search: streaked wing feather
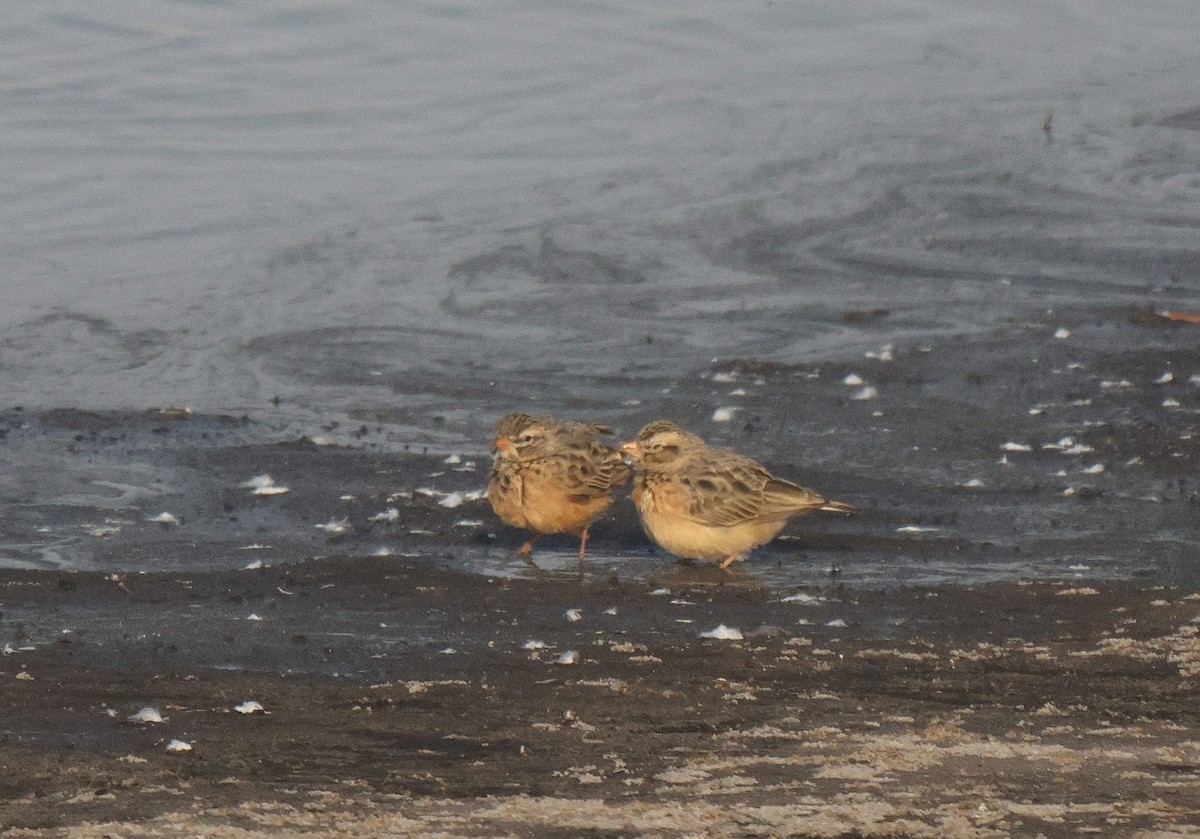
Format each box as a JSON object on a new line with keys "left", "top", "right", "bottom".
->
{"left": 681, "top": 455, "right": 827, "bottom": 527}
{"left": 679, "top": 459, "right": 767, "bottom": 527}
{"left": 762, "top": 477, "right": 828, "bottom": 511}
{"left": 554, "top": 434, "right": 631, "bottom": 499}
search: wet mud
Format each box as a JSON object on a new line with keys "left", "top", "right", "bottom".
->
{"left": 2, "top": 311, "right": 1199, "bottom": 837}
{"left": 2, "top": 564, "right": 1200, "bottom": 837}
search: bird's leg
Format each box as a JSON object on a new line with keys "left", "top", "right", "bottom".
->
{"left": 719, "top": 553, "right": 746, "bottom": 571}
{"left": 518, "top": 535, "right": 539, "bottom": 560}
{"left": 577, "top": 527, "right": 590, "bottom": 562}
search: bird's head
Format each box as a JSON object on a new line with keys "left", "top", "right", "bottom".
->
{"left": 493, "top": 413, "right": 552, "bottom": 459}
{"left": 620, "top": 420, "right": 703, "bottom": 469}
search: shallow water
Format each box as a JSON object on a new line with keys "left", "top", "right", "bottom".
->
{"left": 1, "top": 4, "right": 1199, "bottom": 584}
{"left": 451, "top": 546, "right": 1133, "bottom": 590}
{"left": 4, "top": 2, "right": 1200, "bottom": 432}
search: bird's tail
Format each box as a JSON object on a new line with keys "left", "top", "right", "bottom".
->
{"left": 819, "top": 500, "right": 858, "bottom": 515}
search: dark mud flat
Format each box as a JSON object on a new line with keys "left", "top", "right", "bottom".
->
{"left": 1, "top": 309, "right": 1199, "bottom": 837}
{"left": 1, "top": 564, "right": 1199, "bottom": 837}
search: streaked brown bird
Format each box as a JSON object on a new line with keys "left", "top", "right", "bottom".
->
{"left": 620, "top": 420, "right": 857, "bottom": 569}
{"left": 488, "top": 413, "right": 632, "bottom": 559}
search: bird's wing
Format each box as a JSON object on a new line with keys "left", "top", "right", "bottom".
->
{"left": 553, "top": 432, "right": 632, "bottom": 499}
{"left": 678, "top": 452, "right": 827, "bottom": 527}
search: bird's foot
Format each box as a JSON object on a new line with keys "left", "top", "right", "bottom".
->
{"left": 518, "top": 538, "right": 539, "bottom": 562}
{"left": 719, "top": 553, "right": 746, "bottom": 570}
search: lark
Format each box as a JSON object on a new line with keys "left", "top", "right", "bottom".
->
{"left": 488, "top": 413, "right": 632, "bottom": 559}
{"left": 621, "top": 420, "right": 856, "bottom": 569}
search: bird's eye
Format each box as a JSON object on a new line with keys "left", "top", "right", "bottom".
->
{"left": 518, "top": 432, "right": 536, "bottom": 444}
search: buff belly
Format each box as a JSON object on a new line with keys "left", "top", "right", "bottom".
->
{"left": 636, "top": 505, "right": 789, "bottom": 561}
{"left": 490, "top": 475, "right": 610, "bottom": 535}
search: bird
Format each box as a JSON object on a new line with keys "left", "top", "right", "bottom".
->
{"left": 488, "top": 413, "right": 632, "bottom": 560}
{"left": 620, "top": 420, "right": 856, "bottom": 569}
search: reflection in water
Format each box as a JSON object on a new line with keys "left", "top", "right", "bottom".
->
{"left": 0, "top": 542, "right": 72, "bottom": 572}
{"left": 451, "top": 546, "right": 1129, "bottom": 591}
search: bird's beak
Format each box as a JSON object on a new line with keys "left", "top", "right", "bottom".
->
{"left": 493, "top": 437, "right": 512, "bottom": 453}
{"left": 619, "top": 441, "right": 641, "bottom": 459}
